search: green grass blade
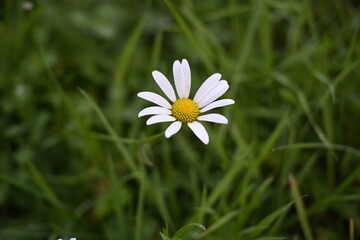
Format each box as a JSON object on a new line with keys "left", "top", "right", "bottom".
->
{"left": 289, "top": 174, "right": 313, "bottom": 240}
{"left": 172, "top": 223, "right": 206, "bottom": 238}
{"left": 164, "top": 0, "right": 213, "bottom": 70}
{"left": 85, "top": 131, "right": 163, "bottom": 144}
{"left": 197, "top": 210, "right": 240, "bottom": 239}
{"left": 273, "top": 142, "right": 360, "bottom": 158}
{"left": 22, "top": 161, "right": 63, "bottom": 208}
{"left": 79, "top": 88, "right": 138, "bottom": 173}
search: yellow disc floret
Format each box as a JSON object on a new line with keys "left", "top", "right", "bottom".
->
{"left": 171, "top": 98, "right": 200, "bottom": 123}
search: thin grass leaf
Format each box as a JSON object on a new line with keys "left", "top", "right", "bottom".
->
{"left": 135, "top": 164, "right": 146, "bottom": 240}
{"left": 182, "top": 7, "right": 227, "bottom": 69}
{"left": 316, "top": 60, "right": 359, "bottom": 109}
{"left": 25, "top": 161, "right": 63, "bottom": 208}
{"left": 238, "top": 177, "right": 273, "bottom": 226}
{"left": 258, "top": 201, "right": 294, "bottom": 228}
{"left": 111, "top": 14, "right": 148, "bottom": 132}
{"left": 349, "top": 218, "right": 354, "bottom": 240}
{"left": 345, "top": 31, "right": 358, "bottom": 65}
{"left": 115, "top": 14, "right": 148, "bottom": 82}
{"left": 303, "top": 60, "right": 335, "bottom": 102}
{"left": 246, "top": 201, "right": 294, "bottom": 238}
{"left": 106, "top": 154, "right": 124, "bottom": 237}
{"left": 274, "top": 72, "right": 331, "bottom": 145}
{"left": 204, "top": 4, "right": 251, "bottom": 21}
{"left": 335, "top": 166, "right": 360, "bottom": 194}
{"left": 162, "top": 216, "right": 170, "bottom": 237}
{"left": 232, "top": 0, "right": 264, "bottom": 75}
{"left": 297, "top": 152, "right": 319, "bottom": 184}
{"left": 149, "top": 30, "right": 164, "bottom": 72}
{"left": 273, "top": 142, "right": 360, "bottom": 158}
{"left": 173, "top": 223, "right": 206, "bottom": 238}
{"left": 240, "top": 226, "right": 268, "bottom": 236}
{"left": 0, "top": 174, "right": 48, "bottom": 201}
{"left": 197, "top": 210, "right": 240, "bottom": 239}
{"left": 85, "top": 131, "right": 163, "bottom": 144}
{"left": 160, "top": 232, "right": 171, "bottom": 240}
{"left": 260, "top": 0, "right": 273, "bottom": 73}
{"left": 79, "top": 88, "right": 138, "bottom": 173}
{"left": 241, "top": 113, "right": 290, "bottom": 194}
{"left": 164, "top": 0, "right": 213, "bottom": 71}
{"left": 207, "top": 159, "right": 244, "bottom": 207}
{"left": 289, "top": 174, "right": 314, "bottom": 240}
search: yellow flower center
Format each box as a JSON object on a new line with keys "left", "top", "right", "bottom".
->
{"left": 171, "top": 98, "right": 200, "bottom": 123}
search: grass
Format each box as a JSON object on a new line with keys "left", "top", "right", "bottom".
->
{"left": 1, "top": 0, "right": 360, "bottom": 239}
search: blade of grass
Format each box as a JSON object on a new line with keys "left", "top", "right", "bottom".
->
{"left": 35, "top": 36, "right": 102, "bottom": 164}
{"left": 173, "top": 223, "right": 206, "bottom": 238}
{"left": 232, "top": 0, "right": 264, "bottom": 76}
{"left": 289, "top": 174, "right": 313, "bottom": 240}
{"left": 303, "top": 60, "right": 335, "bottom": 102}
{"left": 197, "top": 210, "right": 240, "bottom": 239}
{"left": 79, "top": 88, "right": 138, "bottom": 173}
{"left": 260, "top": 0, "right": 273, "bottom": 74}
{"left": 273, "top": 142, "right": 360, "bottom": 158}
{"left": 349, "top": 218, "right": 354, "bottom": 240}
{"left": 164, "top": 0, "right": 213, "bottom": 71}
{"left": 148, "top": 30, "right": 164, "bottom": 73}
{"left": 207, "top": 158, "right": 244, "bottom": 207}
{"left": 110, "top": 14, "right": 148, "bottom": 132}
{"left": 240, "top": 113, "right": 290, "bottom": 204}
{"left": 315, "top": 60, "right": 359, "bottom": 109}
{"left": 335, "top": 166, "right": 360, "bottom": 194}
{"left": 182, "top": 6, "right": 229, "bottom": 70}
{"left": 135, "top": 163, "right": 146, "bottom": 240}
{"left": 297, "top": 152, "right": 319, "bottom": 184}
{"left": 24, "top": 161, "right": 63, "bottom": 208}
{"left": 274, "top": 72, "right": 331, "bottom": 145}
{"left": 0, "top": 173, "right": 50, "bottom": 202}
{"left": 246, "top": 201, "right": 294, "bottom": 239}
{"left": 115, "top": 14, "right": 148, "bottom": 82}
{"left": 205, "top": 3, "right": 251, "bottom": 22}
{"left": 106, "top": 154, "right": 125, "bottom": 238}
{"left": 84, "top": 131, "right": 163, "bottom": 144}
{"left": 254, "top": 201, "right": 294, "bottom": 235}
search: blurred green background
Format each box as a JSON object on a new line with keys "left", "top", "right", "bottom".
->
{"left": 1, "top": 0, "right": 360, "bottom": 239}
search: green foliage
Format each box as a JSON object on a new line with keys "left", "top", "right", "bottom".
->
{"left": 1, "top": 0, "right": 360, "bottom": 239}
{"left": 160, "top": 221, "right": 206, "bottom": 240}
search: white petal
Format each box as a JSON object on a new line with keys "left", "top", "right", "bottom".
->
{"left": 173, "top": 60, "right": 186, "bottom": 98}
{"left": 152, "top": 71, "right": 177, "bottom": 102}
{"left": 181, "top": 59, "right": 191, "bottom": 98}
{"left": 138, "top": 106, "right": 171, "bottom": 117}
{"left": 197, "top": 80, "right": 229, "bottom": 108}
{"left": 146, "top": 115, "right": 176, "bottom": 125}
{"left": 200, "top": 99, "right": 235, "bottom": 113}
{"left": 193, "top": 73, "right": 221, "bottom": 103}
{"left": 165, "top": 121, "right": 182, "bottom": 138}
{"left": 137, "top": 91, "right": 172, "bottom": 109}
{"left": 187, "top": 121, "right": 209, "bottom": 144}
{"left": 198, "top": 113, "right": 228, "bottom": 124}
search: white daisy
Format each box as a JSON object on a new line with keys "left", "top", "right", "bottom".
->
{"left": 137, "top": 59, "right": 234, "bottom": 144}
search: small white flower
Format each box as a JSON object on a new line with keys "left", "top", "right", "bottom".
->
{"left": 57, "top": 238, "right": 76, "bottom": 240}
{"left": 137, "top": 59, "right": 234, "bottom": 144}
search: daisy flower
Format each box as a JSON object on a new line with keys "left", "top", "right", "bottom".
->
{"left": 137, "top": 59, "right": 234, "bottom": 144}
